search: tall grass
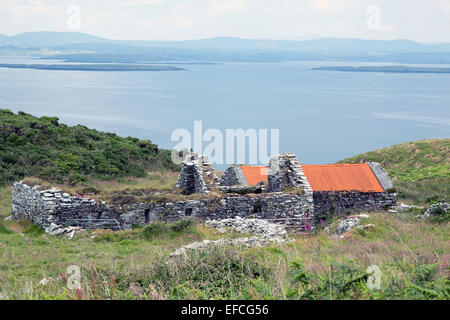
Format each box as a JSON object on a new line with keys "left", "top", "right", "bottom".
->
{"left": 1, "top": 207, "right": 448, "bottom": 300}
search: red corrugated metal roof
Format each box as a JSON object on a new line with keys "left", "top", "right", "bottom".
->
{"left": 240, "top": 166, "right": 269, "bottom": 186}
{"left": 302, "top": 164, "right": 384, "bottom": 192}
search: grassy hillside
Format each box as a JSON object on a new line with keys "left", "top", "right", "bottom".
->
{"left": 0, "top": 133, "right": 448, "bottom": 300}
{"left": 340, "top": 139, "right": 450, "bottom": 205}
{"left": 0, "top": 203, "right": 448, "bottom": 299}
{"left": 0, "top": 109, "right": 179, "bottom": 185}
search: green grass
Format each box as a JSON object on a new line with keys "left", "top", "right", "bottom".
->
{"left": 0, "top": 109, "right": 179, "bottom": 185}
{"left": 0, "top": 124, "right": 448, "bottom": 300}
{"left": 1, "top": 193, "right": 448, "bottom": 300}
{"left": 0, "top": 186, "right": 11, "bottom": 219}
{"left": 340, "top": 138, "right": 450, "bottom": 205}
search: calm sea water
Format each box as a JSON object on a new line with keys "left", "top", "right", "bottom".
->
{"left": 0, "top": 57, "right": 449, "bottom": 168}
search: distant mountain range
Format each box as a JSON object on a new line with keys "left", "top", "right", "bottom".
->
{"left": 0, "top": 31, "right": 108, "bottom": 48}
{"left": 1, "top": 31, "right": 450, "bottom": 64}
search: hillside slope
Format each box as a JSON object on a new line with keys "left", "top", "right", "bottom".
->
{"left": 0, "top": 109, "right": 178, "bottom": 185}
{"left": 340, "top": 138, "right": 449, "bottom": 204}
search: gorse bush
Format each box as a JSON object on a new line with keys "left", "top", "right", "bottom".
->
{"left": 0, "top": 109, "right": 179, "bottom": 185}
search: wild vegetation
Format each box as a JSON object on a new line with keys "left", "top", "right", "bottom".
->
{"left": 340, "top": 138, "right": 449, "bottom": 205}
{"left": 0, "top": 192, "right": 448, "bottom": 299}
{"left": 0, "top": 111, "right": 447, "bottom": 300}
{"left": 0, "top": 109, "right": 179, "bottom": 185}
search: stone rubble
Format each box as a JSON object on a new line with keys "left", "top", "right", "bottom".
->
{"left": 396, "top": 203, "right": 423, "bottom": 211}
{"left": 170, "top": 237, "right": 269, "bottom": 257}
{"left": 205, "top": 216, "right": 289, "bottom": 242}
{"left": 333, "top": 217, "right": 361, "bottom": 236}
{"left": 44, "top": 223, "right": 84, "bottom": 239}
{"left": 421, "top": 202, "right": 449, "bottom": 219}
{"left": 326, "top": 214, "right": 375, "bottom": 238}
{"left": 170, "top": 217, "right": 289, "bottom": 257}
{"left": 39, "top": 277, "right": 53, "bottom": 286}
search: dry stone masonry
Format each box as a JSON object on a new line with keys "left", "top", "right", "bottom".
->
{"left": 12, "top": 182, "right": 123, "bottom": 229}
{"left": 175, "top": 153, "right": 219, "bottom": 194}
{"left": 11, "top": 152, "right": 396, "bottom": 234}
{"left": 368, "top": 162, "right": 395, "bottom": 192}
{"left": 267, "top": 153, "right": 313, "bottom": 195}
{"left": 12, "top": 181, "right": 314, "bottom": 232}
{"left": 312, "top": 190, "right": 396, "bottom": 221}
{"left": 220, "top": 165, "right": 249, "bottom": 186}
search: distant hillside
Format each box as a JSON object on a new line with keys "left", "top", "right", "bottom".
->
{"left": 0, "top": 109, "right": 179, "bottom": 185}
{"left": 0, "top": 31, "right": 109, "bottom": 48}
{"left": 3, "top": 32, "right": 450, "bottom": 52}
{"left": 340, "top": 139, "right": 450, "bottom": 204}
{"left": 2, "top": 31, "right": 450, "bottom": 63}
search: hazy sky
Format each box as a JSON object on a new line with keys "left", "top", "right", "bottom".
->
{"left": 1, "top": 0, "right": 449, "bottom": 42}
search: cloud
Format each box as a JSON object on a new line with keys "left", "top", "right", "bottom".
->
{"left": 379, "top": 24, "right": 396, "bottom": 32}
{"left": 108, "top": 0, "right": 168, "bottom": 6}
{"left": 430, "top": 0, "right": 450, "bottom": 12}
{"left": 313, "top": 0, "right": 329, "bottom": 11}
{"left": 169, "top": 17, "right": 193, "bottom": 29}
{"left": 9, "top": 0, "right": 61, "bottom": 16}
{"left": 0, "top": 0, "right": 449, "bottom": 41}
{"left": 209, "top": 0, "right": 247, "bottom": 14}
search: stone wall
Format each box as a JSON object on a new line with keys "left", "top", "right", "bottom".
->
{"left": 122, "top": 192, "right": 314, "bottom": 230}
{"left": 12, "top": 182, "right": 53, "bottom": 227}
{"left": 368, "top": 162, "right": 395, "bottom": 192}
{"left": 12, "top": 159, "right": 396, "bottom": 232}
{"left": 313, "top": 191, "right": 397, "bottom": 221}
{"left": 175, "top": 153, "right": 219, "bottom": 194}
{"left": 268, "top": 153, "right": 313, "bottom": 195}
{"left": 12, "top": 182, "right": 123, "bottom": 229}
{"left": 220, "top": 165, "right": 248, "bottom": 186}
{"left": 11, "top": 181, "right": 314, "bottom": 231}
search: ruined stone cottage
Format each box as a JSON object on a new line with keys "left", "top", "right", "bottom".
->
{"left": 11, "top": 153, "right": 396, "bottom": 232}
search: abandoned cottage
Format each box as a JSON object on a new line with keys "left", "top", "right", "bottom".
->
{"left": 11, "top": 153, "right": 396, "bottom": 231}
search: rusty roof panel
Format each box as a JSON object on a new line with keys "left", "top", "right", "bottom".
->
{"left": 302, "top": 164, "right": 384, "bottom": 192}
{"left": 239, "top": 166, "right": 269, "bottom": 186}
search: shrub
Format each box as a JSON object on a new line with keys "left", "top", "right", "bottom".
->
{"left": 143, "top": 222, "right": 169, "bottom": 239}
{"left": 0, "top": 109, "right": 180, "bottom": 185}
{"left": 113, "top": 248, "right": 271, "bottom": 299}
{"left": 170, "top": 219, "right": 194, "bottom": 233}
{"left": 287, "top": 259, "right": 371, "bottom": 299}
